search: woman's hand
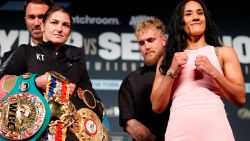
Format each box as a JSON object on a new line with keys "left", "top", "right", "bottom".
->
{"left": 170, "top": 52, "right": 188, "bottom": 74}
{"left": 68, "top": 83, "right": 76, "bottom": 97}
{"left": 35, "top": 72, "right": 76, "bottom": 97}
{"left": 35, "top": 72, "right": 49, "bottom": 90}
{"left": 195, "top": 55, "right": 219, "bottom": 78}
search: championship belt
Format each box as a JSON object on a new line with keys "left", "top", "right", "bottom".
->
{"left": 0, "top": 75, "right": 18, "bottom": 99}
{"left": 43, "top": 71, "right": 109, "bottom": 141}
{"left": 44, "top": 100, "right": 76, "bottom": 141}
{"left": 77, "top": 87, "right": 111, "bottom": 138}
{"left": 69, "top": 108, "right": 109, "bottom": 141}
{"left": 77, "top": 88, "right": 105, "bottom": 122}
{"left": 45, "top": 71, "right": 70, "bottom": 105}
{"left": 0, "top": 73, "right": 51, "bottom": 141}
{"left": 43, "top": 71, "right": 75, "bottom": 141}
{"left": 77, "top": 88, "right": 96, "bottom": 109}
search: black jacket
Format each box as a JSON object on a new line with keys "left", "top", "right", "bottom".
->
{"left": 0, "top": 41, "right": 100, "bottom": 101}
{"left": 0, "top": 41, "right": 101, "bottom": 140}
{"left": 0, "top": 49, "right": 15, "bottom": 66}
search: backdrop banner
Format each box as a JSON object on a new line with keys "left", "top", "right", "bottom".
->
{"left": 0, "top": 2, "right": 249, "bottom": 141}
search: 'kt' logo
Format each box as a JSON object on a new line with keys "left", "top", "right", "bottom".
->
{"left": 36, "top": 53, "right": 45, "bottom": 61}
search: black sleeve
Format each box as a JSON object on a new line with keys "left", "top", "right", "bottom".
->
{"left": 0, "top": 50, "right": 15, "bottom": 67}
{"left": 78, "top": 61, "right": 100, "bottom": 101}
{"left": 118, "top": 75, "right": 135, "bottom": 128}
{"left": 0, "top": 44, "right": 28, "bottom": 78}
{"left": 66, "top": 45, "right": 100, "bottom": 101}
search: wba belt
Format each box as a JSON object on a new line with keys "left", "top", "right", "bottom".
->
{"left": 0, "top": 73, "right": 51, "bottom": 141}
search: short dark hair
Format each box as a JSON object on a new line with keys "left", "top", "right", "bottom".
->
{"left": 42, "top": 6, "right": 73, "bottom": 31}
{"left": 24, "top": 0, "right": 55, "bottom": 14}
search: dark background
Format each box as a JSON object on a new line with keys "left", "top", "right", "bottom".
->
{"left": 0, "top": 0, "right": 249, "bottom": 141}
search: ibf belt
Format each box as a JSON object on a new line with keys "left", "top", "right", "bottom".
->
{"left": 69, "top": 108, "right": 109, "bottom": 141}
{"left": 0, "top": 73, "right": 51, "bottom": 141}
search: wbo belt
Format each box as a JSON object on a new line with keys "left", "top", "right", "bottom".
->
{"left": 0, "top": 73, "right": 51, "bottom": 141}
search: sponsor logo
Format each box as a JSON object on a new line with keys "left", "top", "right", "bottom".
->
{"left": 238, "top": 107, "right": 250, "bottom": 119}
{"left": 129, "top": 15, "right": 154, "bottom": 28}
{"left": 73, "top": 15, "right": 120, "bottom": 25}
{"left": 0, "top": 30, "right": 249, "bottom": 83}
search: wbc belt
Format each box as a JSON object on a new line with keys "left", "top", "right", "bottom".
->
{"left": 0, "top": 73, "right": 51, "bottom": 141}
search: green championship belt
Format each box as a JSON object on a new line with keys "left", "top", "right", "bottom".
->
{"left": 0, "top": 73, "right": 51, "bottom": 141}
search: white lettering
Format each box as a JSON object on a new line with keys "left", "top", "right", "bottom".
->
{"left": 238, "top": 108, "right": 250, "bottom": 119}
{"left": 129, "top": 15, "right": 154, "bottom": 28}
{"left": 233, "top": 36, "right": 250, "bottom": 64}
{"left": 0, "top": 29, "right": 249, "bottom": 65}
{"left": 86, "top": 61, "right": 142, "bottom": 72}
{"left": 66, "top": 31, "right": 82, "bottom": 48}
{"left": 221, "top": 35, "right": 250, "bottom": 64}
{"left": 98, "top": 32, "right": 142, "bottom": 61}
{"left": 72, "top": 15, "right": 120, "bottom": 25}
{"left": 66, "top": 32, "right": 83, "bottom": 47}
{"left": 99, "top": 32, "right": 121, "bottom": 60}
{"left": 221, "top": 35, "right": 232, "bottom": 46}
{"left": 83, "top": 38, "right": 97, "bottom": 55}
{"left": 0, "top": 30, "right": 18, "bottom": 56}
{"left": 121, "top": 33, "right": 141, "bottom": 60}
{"left": 36, "top": 53, "right": 44, "bottom": 61}
{"left": 18, "top": 30, "right": 29, "bottom": 46}
{"left": 94, "top": 62, "right": 102, "bottom": 71}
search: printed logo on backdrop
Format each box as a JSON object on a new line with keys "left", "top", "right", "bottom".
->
{"left": 73, "top": 15, "right": 120, "bottom": 25}
{"left": 238, "top": 107, "right": 250, "bottom": 120}
{"left": 0, "top": 16, "right": 249, "bottom": 92}
{"left": 129, "top": 15, "right": 154, "bottom": 29}
{"left": 67, "top": 31, "right": 144, "bottom": 91}
{"left": 1, "top": 8, "right": 250, "bottom": 141}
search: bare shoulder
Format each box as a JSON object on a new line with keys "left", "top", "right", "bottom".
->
{"left": 217, "top": 46, "right": 239, "bottom": 61}
{"left": 217, "top": 46, "right": 236, "bottom": 56}
{"left": 218, "top": 46, "right": 234, "bottom": 51}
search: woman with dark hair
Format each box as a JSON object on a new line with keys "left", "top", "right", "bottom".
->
{"left": 150, "top": 0, "right": 245, "bottom": 140}
{"left": 0, "top": 6, "right": 109, "bottom": 141}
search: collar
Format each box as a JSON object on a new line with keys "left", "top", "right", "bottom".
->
{"left": 30, "top": 39, "right": 39, "bottom": 47}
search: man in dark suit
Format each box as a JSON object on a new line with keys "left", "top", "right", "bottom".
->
{"left": 0, "top": 0, "right": 55, "bottom": 66}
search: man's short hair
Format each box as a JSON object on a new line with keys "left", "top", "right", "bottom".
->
{"left": 24, "top": 0, "right": 55, "bottom": 13}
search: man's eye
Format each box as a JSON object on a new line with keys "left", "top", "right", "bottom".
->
{"left": 38, "top": 15, "right": 45, "bottom": 19}
{"left": 148, "top": 38, "right": 154, "bottom": 43}
{"left": 138, "top": 41, "right": 145, "bottom": 46}
{"left": 28, "top": 16, "right": 35, "bottom": 20}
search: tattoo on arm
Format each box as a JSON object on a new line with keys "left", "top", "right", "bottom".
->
{"left": 125, "top": 119, "right": 156, "bottom": 141}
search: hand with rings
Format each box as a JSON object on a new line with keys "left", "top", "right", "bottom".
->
{"left": 195, "top": 55, "right": 207, "bottom": 67}
{"left": 194, "top": 55, "right": 216, "bottom": 75}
